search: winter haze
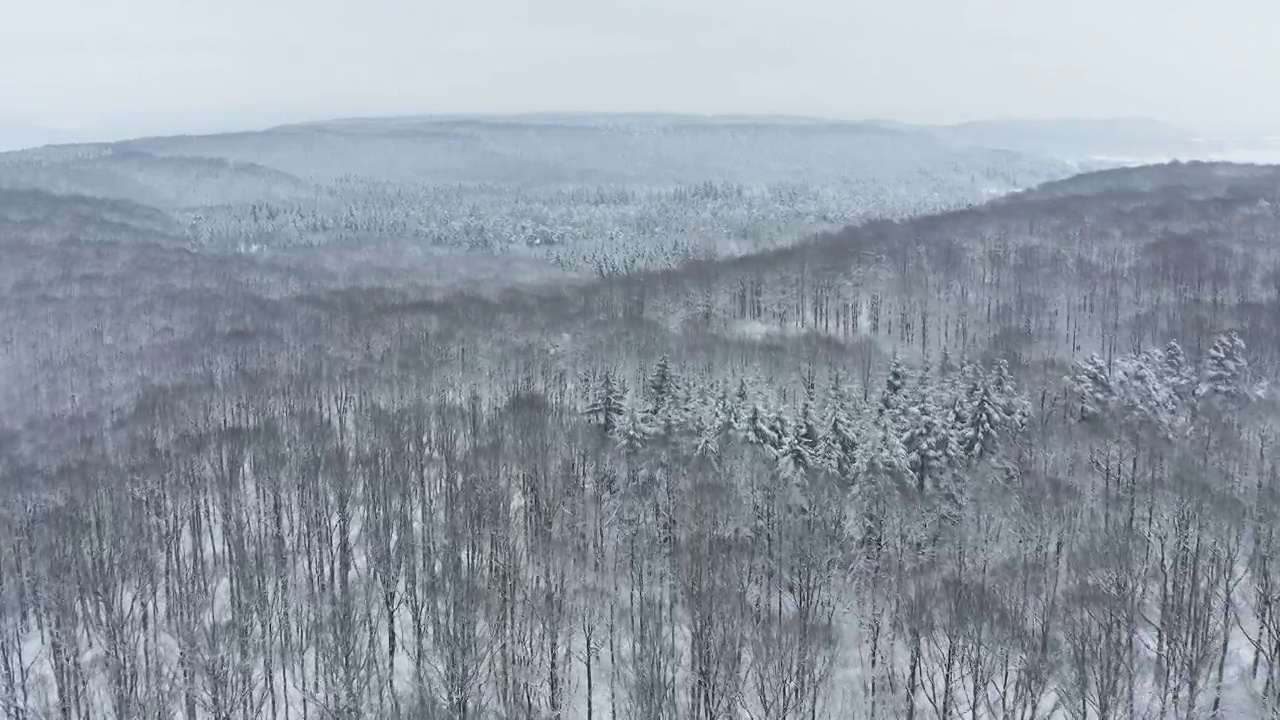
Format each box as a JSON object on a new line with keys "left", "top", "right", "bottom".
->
{"left": 4, "top": 0, "right": 1280, "bottom": 138}
{"left": 2, "top": 3, "right": 1280, "bottom": 720}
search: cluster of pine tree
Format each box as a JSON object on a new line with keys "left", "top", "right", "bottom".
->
{"left": 1, "top": 329, "right": 1275, "bottom": 719}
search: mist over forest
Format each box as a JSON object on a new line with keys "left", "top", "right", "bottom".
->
{"left": 1, "top": 113, "right": 1279, "bottom": 720}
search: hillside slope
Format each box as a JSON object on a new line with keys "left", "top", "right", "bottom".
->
{"left": 1, "top": 161, "right": 1278, "bottom": 720}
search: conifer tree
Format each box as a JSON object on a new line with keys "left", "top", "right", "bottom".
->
{"left": 586, "top": 369, "right": 626, "bottom": 434}
{"left": 1198, "top": 330, "right": 1249, "bottom": 405}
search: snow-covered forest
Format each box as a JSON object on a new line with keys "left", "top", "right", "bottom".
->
{"left": 0, "top": 117, "right": 1074, "bottom": 274}
{"left": 1, "top": 118, "right": 1279, "bottom": 719}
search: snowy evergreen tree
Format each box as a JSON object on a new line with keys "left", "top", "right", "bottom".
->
{"left": 850, "top": 402, "right": 911, "bottom": 548}
{"left": 769, "top": 409, "right": 792, "bottom": 459}
{"left": 881, "top": 354, "right": 911, "bottom": 418}
{"left": 1069, "top": 353, "right": 1114, "bottom": 423}
{"left": 959, "top": 361, "right": 1025, "bottom": 462}
{"left": 794, "top": 378, "right": 821, "bottom": 465}
{"left": 989, "top": 358, "right": 1030, "bottom": 434}
{"left": 818, "top": 371, "right": 860, "bottom": 480}
{"left": 1113, "top": 348, "right": 1181, "bottom": 437}
{"left": 615, "top": 389, "right": 651, "bottom": 456}
{"left": 1198, "top": 330, "right": 1249, "bottom": 405}
{"left": 728, "top": 378, "right": 754, "bottom": 443}
{"left": 644, "top": 355, "right": 689, "bottom": 446}
{"left": 690, "top": 379, "right": 726, "bottom": 463}
{"left": 645, "top": 354, "right": 678, "bottom": 418}
{"left": 585, "top": 369, "right": 626, "bottom": 434}
{"left": 747, "top": 402, "right": 780, "bottom": 453}
{"left": 901, "top": 363, "right": 960, "bottom": 495}
{"left": 1163, "top": 339, "right": 1195, "bottom": 406}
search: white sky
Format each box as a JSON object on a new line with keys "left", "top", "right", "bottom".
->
{"left": 1, "top": 0, "right": 1277, "bottom": 137}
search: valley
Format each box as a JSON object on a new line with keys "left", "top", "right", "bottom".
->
{"left": 0, "top": 115, "right": 1278, "bottom": 717}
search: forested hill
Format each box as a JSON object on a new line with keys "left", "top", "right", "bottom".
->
{"left": 443, "top": 159, "right": 1280, "bottom": 383}
{"left": 0, "top": 115, "right": 1076, "bottom": 272}
{"left": 0, "top": 186, "right": 181, "bottom": 246}
{"left": 3, "top": 161, "right": 1278, "bottom": 431}
{"left": 1002, "top": 158, "right": 1280, "bottom": 200}
{"left": 1, "top": 159, "right": 1278, "bottom": 719}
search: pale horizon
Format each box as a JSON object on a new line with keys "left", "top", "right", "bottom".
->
{"left": 4, "top": 0, "right": 1279, "bottom": 144}
{"left": 3, "top": 110, "right": 1277, "bottom": 154}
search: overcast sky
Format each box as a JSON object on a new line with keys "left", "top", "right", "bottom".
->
{"left": 2, "top": 0, "right": 1277, "bottom": 139}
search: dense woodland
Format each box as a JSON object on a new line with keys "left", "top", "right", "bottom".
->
{"left": 0, "top": 118, "right": 1073, "bottom": 274}
{"left": 1, "top": 155, "right": 1279, "bottom": 720}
